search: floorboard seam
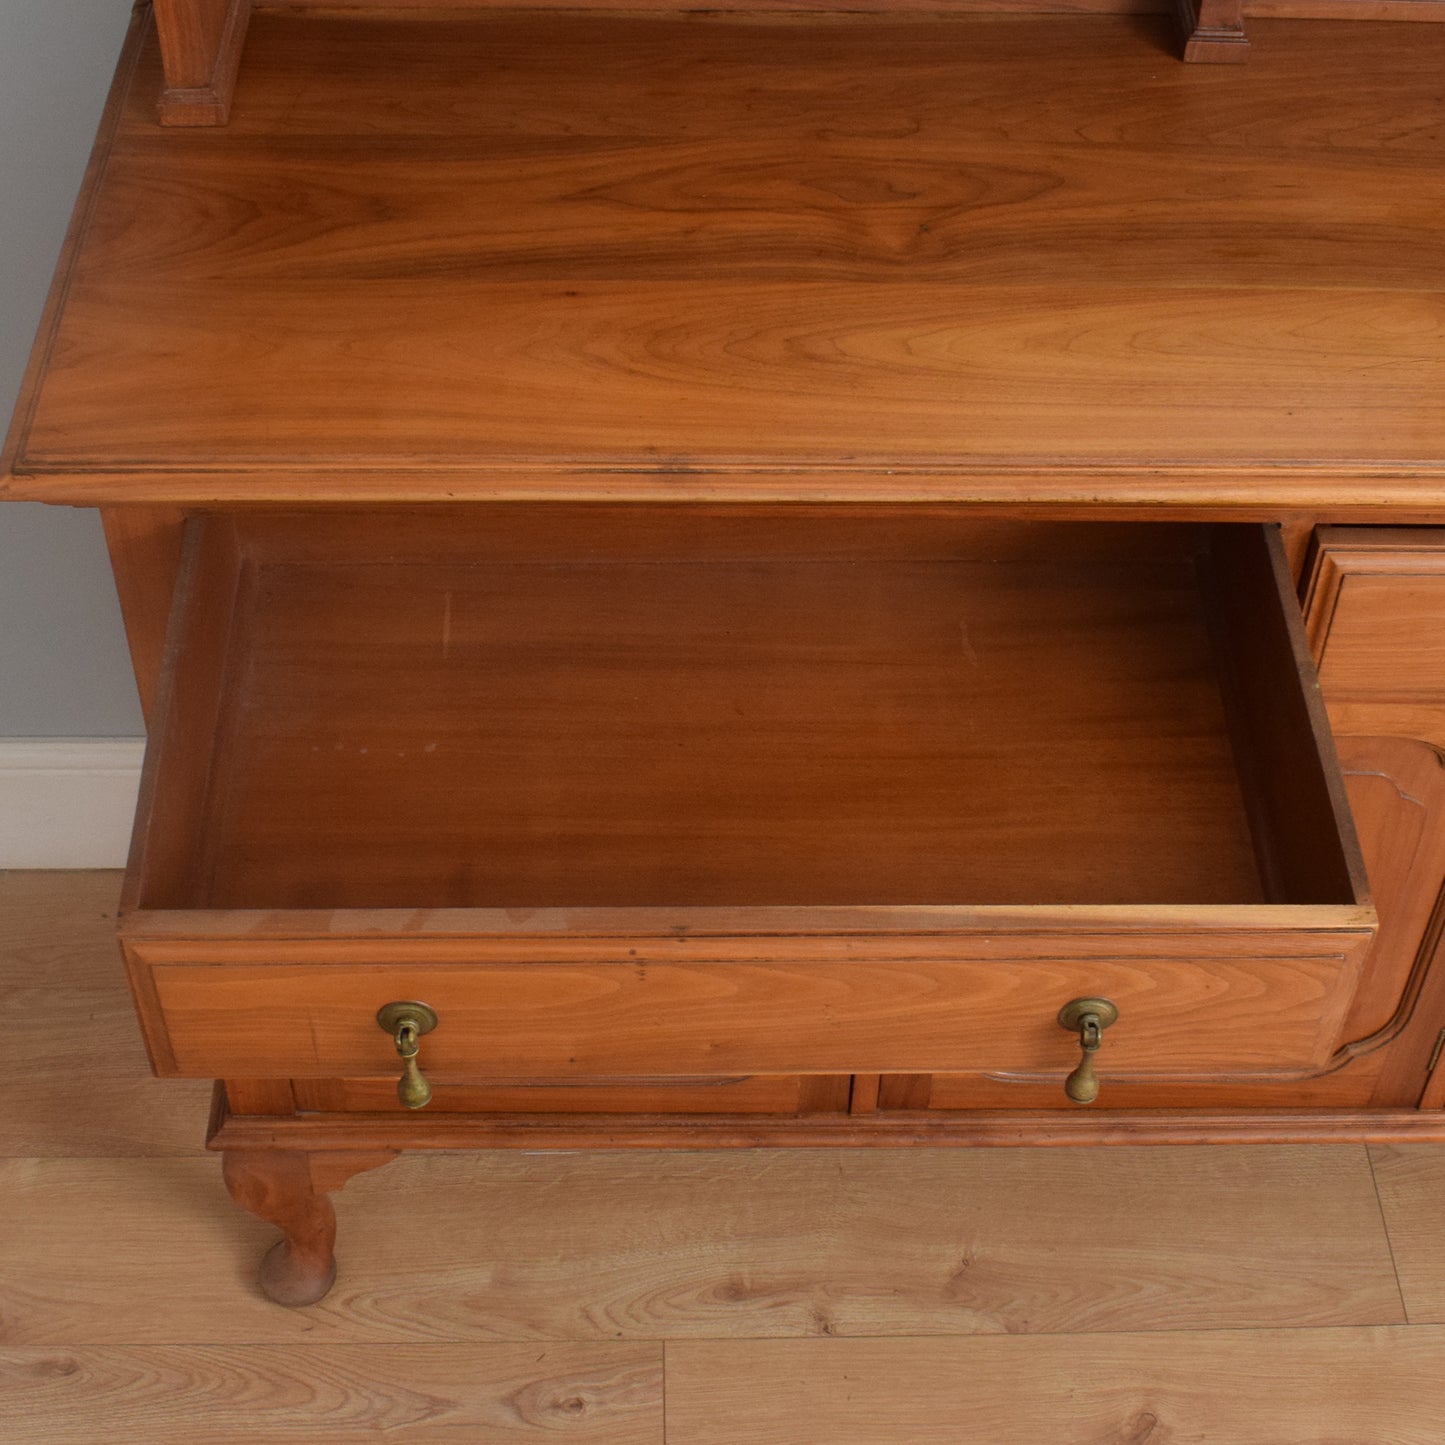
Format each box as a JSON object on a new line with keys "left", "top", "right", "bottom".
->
{"left": 1366, "top": 1142, "right": 1413, "bottom": 1323}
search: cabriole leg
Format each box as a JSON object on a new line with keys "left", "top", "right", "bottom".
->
{"left": 221, "top": 1149, "right": 396, "bottom": 1306}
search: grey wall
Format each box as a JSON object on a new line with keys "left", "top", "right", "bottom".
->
{"left": 0, "top": 0, "right": 144, "bottom": 737}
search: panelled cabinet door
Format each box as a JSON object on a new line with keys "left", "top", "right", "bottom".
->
{"left": 1333, "top": 737, "right": 1445, "bottom": 1047}
{"left": 1302, "top": 529, "right": 1445, "bottom": 1111}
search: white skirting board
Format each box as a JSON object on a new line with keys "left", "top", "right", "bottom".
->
{"left": 0, "top": 738, "right": 146, "bottom": 868}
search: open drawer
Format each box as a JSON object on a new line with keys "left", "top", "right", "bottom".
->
{"left": 120, "top": 509, "right": 1374, "bottom": 1098}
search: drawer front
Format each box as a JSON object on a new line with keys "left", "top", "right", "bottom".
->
{"left": 128, "top": 932, "right": 1372, "bottom": 1083}
{"left": 1305, "top": 528, "right": 1445, "bottom": 709}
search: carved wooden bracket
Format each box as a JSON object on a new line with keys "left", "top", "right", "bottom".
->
{"left": 1175, "top": 0, "right": 1251, "bottom": 62}
{"left": 155, "top": 0, "right": 253, "bottom": 125}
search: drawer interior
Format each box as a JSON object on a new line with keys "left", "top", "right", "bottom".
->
{"left": 128, "top": 509, "right": 1362, "bottom": 914}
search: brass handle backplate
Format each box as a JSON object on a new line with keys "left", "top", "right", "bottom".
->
{"left": 1057, "top": 997, "right": 1119, "bottom": 1106}
{"left": 376, "top": 1001, "right": 439, "bottom": 1110}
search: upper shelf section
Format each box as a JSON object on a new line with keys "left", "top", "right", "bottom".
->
{"left": 4, "top": 7, "right": 1445, "bottom": 508}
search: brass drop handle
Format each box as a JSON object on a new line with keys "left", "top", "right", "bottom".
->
{"left": 376, "top": 1001, "right": 439, "bottom": 1110}
{"left": 1057, "top": 997, "right": 1119, "bottom": 1106}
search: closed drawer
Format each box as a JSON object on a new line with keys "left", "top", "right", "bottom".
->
{"left": 121, "top": 508, "right": 1373, "bottom": 1090}
{"left": 1304, "top": 528, "right": 1445, "bottom": 711}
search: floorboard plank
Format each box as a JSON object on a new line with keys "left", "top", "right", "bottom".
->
{"left": 0, "top": 871, "right": 209, "bottom": 1156}
{"left": 0, "top": 1147, "right": 1403, "bottom": 1345}
{"left": 665, "top": 1327, "right": 1445, "bottom": 1444}
{"left": 0, "top": 871, "right": 125, "bottom": 988}
{"left": 1369, "top": 1143, "right": 1445, "bottom": 1324}
{"left": 0, "top": 1343, "right": 662, "bottom": 1443}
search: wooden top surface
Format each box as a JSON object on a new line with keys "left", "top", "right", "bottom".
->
{"left": 4, "top": 9, "right": 1445, "bottom": 507}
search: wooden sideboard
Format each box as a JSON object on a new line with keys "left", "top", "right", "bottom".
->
{"left": 5, "top": 4, "right": 1445, "bottom": 1307}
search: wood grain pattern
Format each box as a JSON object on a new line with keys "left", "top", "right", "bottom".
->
{"left": 73, "top": 133, "right": 1445, "bottom": 293}
{"left": 141, "top": 14, "right": 1445, "bottom": 156}
{"left": 30, "top": 278, "right": 1445, "bottom": 472}
{"left": 209, "top": 1103, "right": 1445, "bottom": 1149}
{"left": 1367, "top": 1146, "right": 1445, "bottom": 1323}
{"left": 8, "top": 12, "right": 1445, "bottom": 506}
{"left": 665, "top": 1328, "right": 1445, "bottom": 1443}
{"left": 1301, "top": 530, "right": 1445, "bottom": 1105}
{"left": 0, "top": 1149, "right": 1404, "bottom": 1343}
{"left": 0, "top": 870, "right": 125, "bottom": 989}
{"left": 124, "top": 513, "right": 1364, "bottom": 917}
{"left": 3, "top": 988, "right": 210, "bottom": 1158}
{"left": 152, "top": 516, "right": 1268, "bottom": 912}
{"left": 1202, "top": 523, "right": 1367, "bottom": 910}
{"left": 908, "top": 722, "right": 1445, "bottom": 1119}
{"left": 1305, "top": 528, "right": 1445, "bottom": 711}
{"left": 224, "top": 1078, "right": 297, "bottom": 1114}
{"left": 1335, "top": 735, "right": 1445, "bottom": 1047}
{"left": 0, "top": 1344, "right": 663, "bottom": 1443}
{"left": 143, "top": 949, "right": 1369, "bottom": 1079}
{"left": 0, "top": 872, "right": 209, "bottom": 1157}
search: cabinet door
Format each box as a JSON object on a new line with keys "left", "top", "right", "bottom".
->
{"left": 1305, "top": 530, "right": 1445, "bottom": 1110}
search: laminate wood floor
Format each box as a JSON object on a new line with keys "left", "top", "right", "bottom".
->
{"left": 3, "top": 871, "right": 1443, "bottom": 1442}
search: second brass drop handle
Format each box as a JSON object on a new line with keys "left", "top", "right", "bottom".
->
{"left": 1057, "top": 997, "right": 1119, "bottom": 1106}
{"left": 376, "top": 1001, "right": 439, "bottom": 1110}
